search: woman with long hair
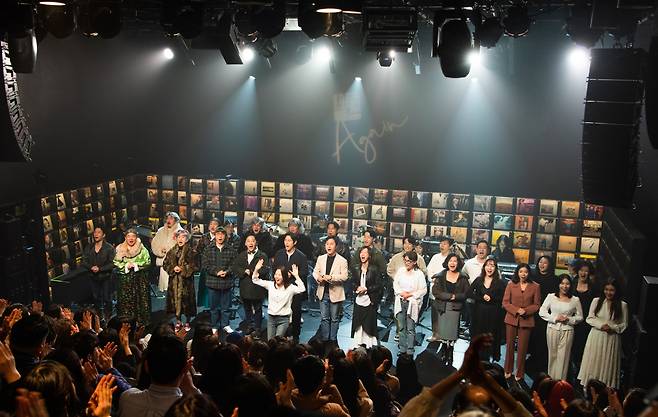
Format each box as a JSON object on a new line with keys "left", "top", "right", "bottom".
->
{"left": 578, "top": 279, "right": 628, "bottom": 388}
{"left": 539, "top": 274, "right": 583, "bottom": 380}
{"left": 527, "top": 256, "right": 560, "bottom": 376}
{"left": 351, "top": 246, "right": 383, "bottom": 348}
{"left": 432, "top": 253, "right": 469, "bottom": 365}
{"left": 572, "top": 259, "right": 597, "bottom": 370}
{"left": 332, "top": 358, "right": 373, "bottom": 417}
{"left": 467, "top": 257, "right": 506, "bottom": 361}
{"left": 502, "top": 263, "right": 541, "bottom": 384}
{"left": 251, "top": 260, "right": 306, "bottom": 340}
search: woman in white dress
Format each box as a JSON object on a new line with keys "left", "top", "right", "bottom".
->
{"left": 539, "top": 274, "right": 584, "bottom": 380}
{"left": 393, "top": 251, "right": 427, "bottom": 356}
{"left": 577, "top": 279, "right": 628, "bottom": 389}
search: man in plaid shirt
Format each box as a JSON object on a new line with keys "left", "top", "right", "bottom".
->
{"left": 201, "top": 228, "right": 237, "bottom": 333}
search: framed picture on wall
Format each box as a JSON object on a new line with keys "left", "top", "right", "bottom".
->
{"left": 580, "top": 237, "right": 600, "bottom": 254}
{"left": 537, "top": 216, "right": 557, "bottom": 234}
{"left": 391, "top": 207, "right": 407, "bottom": 222}
{"left": 334, "top": 218, "right": 349, "bottom": 233}
{"left": 514, "top": 215, "right": 534, "bottom": 231}
{"left": 190, "top": 194, "right": 203, "bottom": 208}
{"left": 296, "top": 199, "right": 312, "bottom": 215}
{"left": 493, "top": 214, "right": 513, "bottom": 230}
{"left": 513, "top": 248, "right": 530, "bottom": 264}
{"left": 491, "top": 230, "right": 511, "bottom": 246}
{"left": 514, "top": 232, "right": 532, "bottom": 248}
{"left": 191, "top": 209, "right": 204, "bottom": 223}
{"left": 296, "top": 184, "right": 312, "bottom": 199}
{"left": 539, "top": 199, "right": 559, "bottom": 216}
{"left": 392, "top": 190, "right": 408, "bottom": 206}
{"left": 373, "top": 189, "right": 390, "bottom": 204}
{"left": 224, "top": 211, "right": 238, "bottom": 226}
{"left": 333, "top": 186, "right": 349, "bottom": 202}
{"left": 222, "top": 180, "right": 238, "bottom": 196}
{"left": 189, "top": 179, "right": 203, "bottom": 194}
{"left": 410, "top": 208, "right": 428, "bottom": 224}
{"left": 410, "top": 191, "right": 430, "bottom": 207}
{"left": 162, "top": 190, "right": 175, "bottom": 204}
{"left": 279, "top": 198, "right": 293, "bottom": 213}
{"left": 85, "top": 220, "right": 94, "bottom": 235}
{"left": 534, "top": 250, "right": 555, "bottom": 263}
{"left": 451, "top": 211, "right": 470, "bottom": 227}
{"left": 206, "top": 180, "right": 220, "bottom": 195}
{"left": 410, "top": 224, "right": 427, "bottom": 239}
{"left": 582, "top": 220, "right": 602, "bottom": 237}
{"left": 333, "top": 202, "right": 349, "bottom": 217}
{"left": 162, "top": 175, "right": 174, "bottom": 190}
{"left": 390, "top": 222, "right": 406, "bottom": 238}
{"left": 371, "top": 205, "right": 387, "bottom": 221}
{"left": 535, "top": 234, "right": 555, "bottom": 250}
{"left": 57, "top": 210, "right": 68, "bottom": 228}
{"left": 372, "top": 221, "right": 388, "bottom": 236}
{"left": 261, "top": 181, "right": 276, "bottom": 197}
{"left": 473, "top": 195, "right": 493, "bottom": 212}
{"left": 177, "top": 177, "right": 187, "bottom": 190}
{"left": 205, "top": 195, "right": 219, "bottom": 210}
{"left": 243, "top": 180, "right": 258, "bottom": 195}
{"left": 556, "top": 252, "right": 576, "bottom": 269}
{"left": 471, "top": 228, "right": 490, "bottom": 244}
{"left": 178, "top": 205, "right": 188, "bottom": 220}
{"left": 516, "top": 198, "right": 536, "bottom": 215}
{"left": 558, "top": 236, "right": 578, "bottom": 252}
{"left": 146, "top": 175, "right": 158, "bottom": 188}
{"left": 494, "top": 197, "right": 514, "bottom": 214}
{"left": 43, "top": 216, "right": 53, "bottom": 232}
{"left": 279, "top": 183, "right": 293, "bottom": 198}
{"left": 82, "top": 187, "right": 92, "bottom": 202}
{"left": 430, "top": 209, "right": 449, "bottom": 225}
{"left": 559, "top": 218, "right": 579, "bottom": 235}
{"left": 314, "top": 201, "right": 330, "bottom": 216}
{"left": 353, "top": 204, "right": 369, "bottom": 219}
{"left": 352, "top": 219, "right": 368, "bottom": 234}
{"left": 69, "top": 190, "right": 79, "bottom": 207}
{"left": 450, "top": 194, "right": 471, "bottom": 211}
{"left": 561, "top": 201, "right": 581, "bottom": 218}
{"left": 177, "top": 191, "right": 187, "bottom": 205}
{"left": 352, "top": 187, "right": 369, "bottom": 204}
{"left": 450, "top": 226, "right": 468, "bottom": 243}
{"left": 243, "top": 211, "right": 258, "bottom": 228}
{"left": 430, "top": 225, "right": 448, "bottom": 239}
{"left": 583, "top": 204, "right": 604, "bottom": 220}
{"left": 472, "top": 212, "right": 491, "bottom": 228}
{"left": 260, "top": 197, "right": 276, "bottom": 212}
{"left": 315, "top": 185, "right": 330, "bottom": 201}
{"left": 223, "top": 197, "right": 239, "bottom": 211}
{"left": 261, "top": 212, "right": 277, "bottom": 225}
{"left": 149, "top": 204, "right": 159, "bottom": 218}
{"left": 431, "top": 192, "right": 449, "bottom": 209}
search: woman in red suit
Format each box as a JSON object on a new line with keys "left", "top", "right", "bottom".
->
{"left": 502, "top": 263, "right": 541, "bottom": 384}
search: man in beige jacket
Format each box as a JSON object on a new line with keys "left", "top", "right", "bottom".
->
{"left": 314, "top": 237, "right": 348, "bottom": 344}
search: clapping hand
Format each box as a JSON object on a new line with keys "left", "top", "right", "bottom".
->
{"left": 119, "top": 323, "right": 132, "bottom": 355}
{"left": 0, "top": 299, "right": 8, "bottom": 316}
{"left": 291, "top": 264, "right": 299, "bottom": 278}
{"left": 0, "top": 340, "right": 20, "bottom": 384}
{"left": 101, "top": 342, "right": 118, "bottom": 358}
{"left": 6, "top": 308, "right": 22, "bottom": 330}
{"left": 16, "top": 389, "right": 49, "bottom": 417}
{"left": 93, "top": 347, "right": 113, "bottom": 372}
{"left": 458, "top": 334, "right": 493, "bottom": 382}
{"left": 517, "top": 308, "right": 526, "bottom": 316}
{"left": 81, "top": 311, "right": 93, "bottom": 331}
{"left": 483, "top": 294, "right": 491, "bottom": 302}
{"left": 255, "top": 258, "right": 264, "bottom": 272}
{"left": 556, "top": 314, "right": 568, "bottom": 323}
{"left": 87, "top": 374, "right": 117, "bottom": 417}
{"left": 276, "top": 369, "right": 295, "bottom": 407}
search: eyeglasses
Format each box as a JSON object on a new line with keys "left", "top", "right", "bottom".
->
{"left": 403, "top": 258, "right": 416, "bottom": 263}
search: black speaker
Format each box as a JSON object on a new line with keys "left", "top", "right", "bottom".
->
{"left": 581, "top": 48, "right": 647, "bottom": 208}
{"left": 645, "top": 36, "right": 658, "bottom": 149}
{"left": 638, "top": 275, "right": 658, "bottom": 332}
{"left": 0, "top": 216, "right": 22, "bottom": 253}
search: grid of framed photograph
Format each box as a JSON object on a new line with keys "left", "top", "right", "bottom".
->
{"left": 137, "top": 175, "right": 604, "bottom": 268}
{"left": 41, "top": 177, "right": 141, "bottom": 279}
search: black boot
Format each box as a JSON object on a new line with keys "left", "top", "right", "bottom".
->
{"left": 447, "top": 344, "right": 454, "bottom": 366}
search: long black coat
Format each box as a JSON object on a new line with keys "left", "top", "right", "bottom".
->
{"left": 274, "top": 233, "right": 314, "bottom": 259}
{"left": 231, "top": 249, "right": 269, "bottom": 300}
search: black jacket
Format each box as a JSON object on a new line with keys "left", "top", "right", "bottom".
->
{"left": 274, "top": 233, "right": 314, "bottom": 259}
{"left": 81, "top": 242, "right": 116, "bottom": 280}
{"left": 272, "top": 248, "right": 309, "bottom": 299}
{"left": 232, "top": 249, "right": 269, "bottom": 300}
{"left": 353, "top": 265, "right": 382, "bottom": 306}
{"left": 432, "top": 271, "right": 470, "bottom": 312}
{"left": 240, "top": 231, "right": 274, "bottom": 258}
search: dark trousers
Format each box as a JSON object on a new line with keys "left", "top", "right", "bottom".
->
{"left": 208, "top": 287, "right": 232, "bottom": 330}
{"left": 90, "top": 277, "right": 112, "bottom": 319}
{"left": 290, "top": 293, "right": 304, "bottom": 340}
{"left": 242, "top": 298, "right": 263, "bottom": 331}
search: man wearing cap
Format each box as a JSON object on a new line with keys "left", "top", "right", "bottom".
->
{"left": 426, "top": 235, "right": 454, "bottom": 342}
{"left": 152, "top": 212, "right": 184, "bottom": 294}
{"left": 240, "top": 217, "right": 274, "bottom": 258}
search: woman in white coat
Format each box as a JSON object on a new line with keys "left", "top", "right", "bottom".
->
{"left": 151, "top": 212, "right": 183, "bottom": 293}
{"left": 539, "top": 274, "right": 583, "bottom": 380}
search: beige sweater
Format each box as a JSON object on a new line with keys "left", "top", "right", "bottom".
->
{"left": 151, "top": 223, "right": 183, "bottom": 259}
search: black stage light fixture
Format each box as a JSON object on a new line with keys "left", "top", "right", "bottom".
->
{"left": 315, "top": 0, "right": 342, "bottom": 13}
{"left": 234, "top": 8, "right": 257, "bottom": 37}
{"left": 255, "top": 37, "right": 277, "bottom": 58}
{"left": 78, "top": 0, "right": 122, "bottom": 39}
{"left": 39, "top": 4, "right": 76, "bottom": 38}
{"left": 191, "top": 10, "right": 242, "bottom": 64}
{"left": 6, "top": 2, "right": 38, "bottom": 73}
{"left": 566, "top": 2, "right": 602, "bottom": 48}
{"left": 503, "top": 3, "right": 530, "bottom": 38}
{"left": 363, "top": 8, "right": 417, "bottom": 53}
{"left": 162, "top": 1, "right": 204, "bottom": 39}
{"left": 475, "top": 16, "right": 503, "bottom": 48}
{"left": 252, "top": 0, "right": 286, "bottom": 38}
{"left": 438, "top": 19, "right": 473, "bottom": 78}
{"left": 299, "top": 0, "right": 343, "bottom": 39}
{"left": 376, "top": 50, "right": 393, "bottom": 67}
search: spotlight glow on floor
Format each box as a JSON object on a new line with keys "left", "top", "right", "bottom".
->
{"left": 163, "top": 48, "right": 174, "bottom": 60}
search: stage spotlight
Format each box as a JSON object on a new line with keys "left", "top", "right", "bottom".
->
{"left": 503, "top": 4, "right": 530, "bottom": 38}
{"left": 438, "top": 19, "right": 473, "bottom": 78}
{"left": 40, "top": 4, "right": 76, "bottom": 39}
{"left": 240, "top": 47, "right": 255, "bottom": 63}
{"left": 566, "top": 4, "right": 602, "bottom": 48}
{"left": 78, "top": 0, "right": 122, "bottom": 38}
{"left": 252, "top": 3, "right": 286, "bottom": 38}
{"left": 162, "top": 3, "right": 203, "bottom": 39}
{"left": 475, "top": 17, "right": 504, "bottom": 48}
{"left": 256, "top": 38, "right": 277, "bottom": 58}
{"left": 355, "top": 76, "right": 362, "bottom": 81}
{"left": 6, "top": 2, "right": 38, "bottom": 73}
{"left": 568, "top": 46, "right": 590, "bottom": 67}
{"left": 39, "top": 1, "right": 67, "bottom": 5}
{"left": 377, "top": 51, "right": 393, "bottom": 67}
{"left": 467, "top": 50, "right": 481, "bottom": 68}
{"left": 314, "top": 46, "right": 332, "bottom": 63}
{"left": 249, "top": 75, "right": 255, "bottom": 80}
{"left": 299, "top": 9, "right": 343, "bottom": 39}
{"left": 315, "top": 0, "right": 342, "bottom": 13}
{"left": 163, "top": 47, "right": 174, "bottom": 60}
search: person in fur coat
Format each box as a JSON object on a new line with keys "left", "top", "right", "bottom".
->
{"left": 151, "top": 212, "right": 183, "bottom": 293}
{"left": 164, "top": 229, "right": 197, "bottom": 324}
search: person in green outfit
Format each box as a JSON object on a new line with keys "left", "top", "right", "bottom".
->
{"left": 114, "top": 228, "right": 152, "bottom": 325}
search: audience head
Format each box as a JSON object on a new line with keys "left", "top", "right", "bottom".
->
{"left": 10, "top": 315, "right": 50, "bottom": 357}
{"left": 362, "top": 230, "right": 377, "bottom": 247}
{"left": 585, "top": 379, "right": 609, "bottom": 410}
{"left": 369, "top": 345, "right": 393, "bottom": 374}
{"left": 359, "top": 246, "right": 371, "bottom": 264}
{"left": 404, "top": 251, "right": 419, "bottom": 270}
{"left": 595, "top": 279, "right": 624, "bottom": 322}
{"left": 24, "top": 361, "right": 78, "bottom": 417}
{"left": 291, "top": 355, "right": 325, "bottom": 396}
{"left": 164, "top": 394, "right": 221, "bottom": 417}
{"left": 474, "top": 240, "right": 490, "bottom": 257}
{"left": 480, "top": 257, "right": 501, "bottom": 280}
{"left": 287, "top": 218, "right": 304, "bottom": 234}
{"left": 325, "top": 236, "right": 338, "bottom": 255}
{"left": 402, "top": 236, "right": 417, "bottom": 252}
{"left": 547, "top": 381, "right": 575, "bottom": 417}
{"left": 564, "top": 399, "right": 599, "bottom": 417}
{"left": 326, "top": 221, "right": 340, "bottom": 236}
{"left": 283, "top": 233, "right": 298, "bottom": 251}
{"left": 623, "top": 388, "right": 647, "bottom": 417}
{"left": 231, "top": 373, "right": 277, "bottom": 417}
{"left": 332, "top": 359, "right": 361, "bottom": 417}
{"left": 247, "top": 340, "right": 269, "bottom": 372}
{"left": 145, "top": 335, "right": 188, "bottom": 386}
{"left": 575, "top": 259, "right": 595, "bottom": 282}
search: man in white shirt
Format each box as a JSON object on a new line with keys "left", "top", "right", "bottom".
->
{"left": 426, "top": 236, "right": 453, "bottom": 342}
{"left": 462, "top": 240, "right": 489, "bottom": 284}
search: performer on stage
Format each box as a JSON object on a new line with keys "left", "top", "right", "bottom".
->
{"left": 240, "top": 217, "right": 274, "bottom": 258}
{"left": 194, "top": 217, "right": 221, "bottom": 307}
{"left": 151, "top": 212, "right": 183, "bottom": 293}
{"left": 393, "top": 251, "right": 427, "bottom": 356}
{"left": 81, "top": 226, "right": 115, "bottom": 321}
{"left": 314, "top": 236, "right": 348, "bottom": 345}
{"left": 163, "top": 229, "right": 196, "bottom": 325}
{"left": 426, "top": 236, "right": 453, "bottom": 342}
{"left": 114, "top": 229, "right": 151, "bottom": 325}
{"left": 351, "top": 246, "right": 382, "bottom": 347}
{"left": 232, "top": 233, "right": 269, "bottom": 335}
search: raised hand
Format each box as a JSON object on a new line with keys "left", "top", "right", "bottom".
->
{"left": 62, "top": 308, "right": 73, "bottom": 321}
{"left": 93, "top": 347, "right": 113, "bottom": 372}
{"left": 255, "top": 258, "right": 264, "bottom": 272}
{"left": 119, "top": 323, "right": 132, "bottom": 354}
{"left": 276, "top": 369, "right": 295, "bottom": 407}
{"left": 375, "top": 359, "right": 390, "bottom": 376}
{"left": 459, "top": 334, "right": 492, "bottom": 382}
{"left": 0, "top": 299, "right": 8, "bottom": 316}
{"left": 87, "top": 374, "right": 116, "bottom": 417}
{"left": 82, "top": 360, "right": 99, "bottom": 386}
{"left": 0, "top": 340, "right": 20, "bottom": 383}
{"left": 101, "top": 342, "right": 118, "bottom": 358}
{"left": 6, "top": 308, "right": 22, "bottom": 330}
{"left": 291, "top": 264, "right": 299, "bottom": 277}
{"left": 15, "top": 389, "right": 49, "bottom": 417}
{"left": 532, "top": 391, "right": 549, "bottom": 417}
{"left": 81, "top": 311, "right": 93, "bottom": 331}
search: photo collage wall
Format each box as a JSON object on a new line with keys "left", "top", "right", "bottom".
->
{"left": 144, "top": 174, "right": 604, "bottom": 268}
{"left": 41, "top": 177, "right": 143, "bottom": 279}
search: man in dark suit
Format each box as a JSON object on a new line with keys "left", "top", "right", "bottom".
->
{"left": 232, "top": 233, "right": 269, "bottom": 335}
{"left": 240, "top": 217, "right": 274, "bottom": 258}
{"left": 272, "top": 232, "right": 309, "bottom": 343}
